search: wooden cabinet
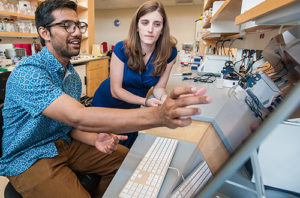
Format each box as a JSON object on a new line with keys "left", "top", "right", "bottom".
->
{"left": 86, "top": 58, "right": 109, "bottom": 97}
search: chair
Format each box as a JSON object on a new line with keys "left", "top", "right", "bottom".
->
{"left": 0, "top": 103, "right": 101, "bottom": 197}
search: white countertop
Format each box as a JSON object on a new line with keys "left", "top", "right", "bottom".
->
{"left": 166, "top": 63, "right": 260, "bottom": 152}
{"left": 0, "top": 56, "right": 109, "bottom": 73}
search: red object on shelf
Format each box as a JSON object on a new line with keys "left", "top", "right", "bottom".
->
{"left": 180, "top": 62, "right": 193, "bottom": 65}
{"left": 13, "top": 44, "right": 32, "bottom": 56}
{"left": 101, "top": 42, "right": 108, "bottom": 53}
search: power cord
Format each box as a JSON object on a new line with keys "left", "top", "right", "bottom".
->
{"left": 183, "top": 73, "right": 216, "bottom": 83}
{"left": 245, "top": 95, "right": 263, "bottom": 121}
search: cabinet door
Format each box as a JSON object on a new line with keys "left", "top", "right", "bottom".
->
{"left": 86, "top": 59, "right": 109, "bottom": 97}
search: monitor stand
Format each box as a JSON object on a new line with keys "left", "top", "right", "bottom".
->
{"left": 225, "top": 151, "right": 266, "bottom": 198}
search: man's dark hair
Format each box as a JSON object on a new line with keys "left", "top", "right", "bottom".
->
{"left": 35, "top": 0, "right": 77, "bottom": 46}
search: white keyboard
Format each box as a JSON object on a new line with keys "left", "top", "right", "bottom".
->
{"left": 119, "top": 136, "right": 178, "bottom": 198}
{"left": 170, "top": 161, "right": 213, "bottom": 198}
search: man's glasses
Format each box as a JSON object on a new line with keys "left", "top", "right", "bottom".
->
{"left": 46, "top": 20, "right": 88, "bottom": 34}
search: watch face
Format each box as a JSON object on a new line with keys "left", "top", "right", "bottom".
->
{"left": 114, "top": 19, "right": 120, "bottom": 27}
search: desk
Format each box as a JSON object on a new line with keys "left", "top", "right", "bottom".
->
{"left": 143, "top": 64, "right": 259, "bottom": 172}
{"left": 105, "top": 64, "right": 261, "bottom": 196}
{"left": 166, "top": 64, "right": 259, "bottom": 152}
{"left": 103, "top": 133, "right": 206, "bottom": 198}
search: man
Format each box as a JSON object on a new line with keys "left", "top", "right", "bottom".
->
{"left": 0, "top": 0, "right": 212, "bottom": 197}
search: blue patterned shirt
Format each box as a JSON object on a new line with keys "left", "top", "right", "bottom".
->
{"left": 0, "top": 47, "right": 82, "bottom": 176}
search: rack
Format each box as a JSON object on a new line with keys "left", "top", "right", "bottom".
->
{"left": 235, "top": 0, "right": 298, "bottom": 25}
{"left": 0, "top": 11, "right": 34, "bottom": 20}
{"left": 0, "top": 0, "right": 94, "bottom": 53}
{"left": 197, "top": 0, "right": 299, "bottom": 54}
{"left": 210, "top": 0, "right": 242, "bottom": 23}
{"left": 0, "top": 31, "right": 38, "bottom": 37}
{"left": 203, "top": 0, "right": 217, "bottom": 11}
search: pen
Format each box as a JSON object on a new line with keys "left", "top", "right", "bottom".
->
{"left": 173, "top": 72, "right": 192, "bottom": 76}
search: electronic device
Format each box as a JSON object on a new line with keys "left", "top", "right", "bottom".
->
{"left": 4, "top": 48, "right": 26, "bottom": 59}
{"left": 198, "top": 55, "right": 230, "bottom": 77}
{"left": 245, "top": 71, "right": 281, "bottom": 109}
{"left": 182, "top": 43, "right": 193, "bottom": 51}
{"left": 119, "top": 136, "right": 178, "bottom": 198}
{"left": 221, "top": 61, "right": 240, "bottom": 88}
{"left": 170, "top": 161, "right": 212, "bottom": 198}
{"left": 195, "top": 78, "right": 300, "bottom": 198}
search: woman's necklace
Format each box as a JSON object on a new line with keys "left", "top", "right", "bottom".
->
{"left": 142, "top": 45, "right": 154, "bottom": 57}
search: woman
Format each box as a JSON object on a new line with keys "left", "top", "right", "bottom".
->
{"left": 92, "top": 0, "right": 177, "bottom": 148}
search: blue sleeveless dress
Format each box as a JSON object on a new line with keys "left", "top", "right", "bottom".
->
{"left": 92, "top": 41, "right": 177, "bottom": 148}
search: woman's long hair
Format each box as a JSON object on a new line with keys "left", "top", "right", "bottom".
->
{"left": 124, "top": 0, "right": 177, "bottom": 76}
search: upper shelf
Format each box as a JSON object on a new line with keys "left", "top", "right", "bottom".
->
{"left": 210, "top": 0, "right": 242, "bottom": 23}
{"left": 203, "top": 0, "right": 216, "bottom": 11}
{"left": 202, "top": 17, "right": 212, "bottom": 29}
{"left": 235, "top": 0, "right": 298, "bottom": 25}
{"left": 0, "top": 11, "right": 35, "bottom": 20}
{"left": 0, "top": 31, "right": 38, "bottom": 37}
{"left": 37, "top": 0, "right": 88, "bottom": 11}
{"left": 77, "top": 4, "right": 88, "bottom": 11}
{"left": 201, "top": 31, "right": 236, "bottom": 40}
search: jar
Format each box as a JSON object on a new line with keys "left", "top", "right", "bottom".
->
{"left": 0, "top": 1, "right": 4, "bottom": 11}
{"left": 0, "top": 19, "right": 5, "bottom": 31}
{"left": 2, "top": 18, "right": 9, "bottom": 32}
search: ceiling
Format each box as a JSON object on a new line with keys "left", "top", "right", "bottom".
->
{"left": 95, "top": 0, "right": 203, "bottom": 10}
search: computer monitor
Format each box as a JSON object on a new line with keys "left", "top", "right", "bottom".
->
{"left": 195, "top": 81, "right": 300, "bottom": 197}
{"left": 182, "top": 43, "right": 193, "bottom": 51}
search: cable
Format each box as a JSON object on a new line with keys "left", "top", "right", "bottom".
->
{"left": 222, "top": 39, "right": 231, "bottom": 56}
{"left": 245, "top": 95, "right": 263, "bottom": 121}
{"left": 168, "top": 166, "right": 185, "bottom": 181}
{"left": 193, "top": 73, "right": 216, "bottom": 83}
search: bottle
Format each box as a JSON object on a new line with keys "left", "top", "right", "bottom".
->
{"left": 0, "top": 50, "right": 6, "bottom": 67}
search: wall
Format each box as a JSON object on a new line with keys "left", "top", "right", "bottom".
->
{"left": 94, "top": 5, "right": 202, "bottom": 51}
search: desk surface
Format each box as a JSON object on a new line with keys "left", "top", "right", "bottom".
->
{"left": 104, "top": 64, "right": 262, "bottom": 197}
{"left": 166, "top": 65, "right": 259, "bottom": 152}
{"left": 0, "top": 56, "right": 109, "bottom": 73}
{"left": 103, "top": 133, "right": 206, "bottom": 198}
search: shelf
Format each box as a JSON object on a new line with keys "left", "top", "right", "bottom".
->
{"left": 77, "top": 5, "right": 88, "bottom": 11}
{"left": 235, "top": 0, "right": 297, "bottom": 25}
{"left": 37, "top": 0, "right": 88, "bottom": 12}
{"left": 0, "top": 11, "right": 35, "bottom": 20}
{"left": 0, "top": 31, "right": 38, "bottom": 37}
{"left": 203, "top": 0, "right": 217, "bottom": 11}
{"left": 210, "top": 0, "right": 242, "bottom": 23}
{"left": 202, "top": 17, "right": 211, "bottom": 29}
{"left": 202, "top": 31, "right": 237, "bottom": 40}
{"left": 223, "top": 33, "right": 241, "bottom": 40}
{"left": 201, "top": 31, "right": 220, "bottom": 40}
{"left": 243, "top": 25, "right": 280, "bottom": 33}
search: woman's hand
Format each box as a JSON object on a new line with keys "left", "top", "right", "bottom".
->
{"left": 145, "top": 98, "right": 163, "bottom": 107}
{"left": 94, "top": 133, "right": 128, "bottom": 154}
{"left": 160, "top": 94, "right": 168, "bottom": 103}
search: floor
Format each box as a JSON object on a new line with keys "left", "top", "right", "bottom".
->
{"left": 0, "top": 176, "right": 8, "bottom": 198}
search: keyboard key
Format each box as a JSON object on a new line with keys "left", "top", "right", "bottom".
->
{"left": 119, "top": 136, "right": 178, "bottom": 198}
{"left": 170, "top": 161, "right": 213, "bottom": 198}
